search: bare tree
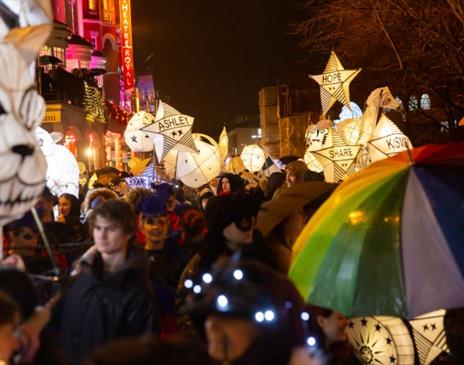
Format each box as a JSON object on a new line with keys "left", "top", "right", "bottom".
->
{"left": 293, "top": 0, "right": 464, "bottom": 139}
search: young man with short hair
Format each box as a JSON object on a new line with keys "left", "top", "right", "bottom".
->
{"left": 54, "top": 199, "right": 156, "bottom": 365}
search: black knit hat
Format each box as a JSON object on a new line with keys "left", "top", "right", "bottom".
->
{"left": 204, "top": 193, "right": 257, "bottom": 238}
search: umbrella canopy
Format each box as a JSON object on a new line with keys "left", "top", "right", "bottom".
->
{"left": 256, "top": 181, "right": 337, "bottom": 236}
{"left": 289, "top": 143, "right": 464, "bottom": 319}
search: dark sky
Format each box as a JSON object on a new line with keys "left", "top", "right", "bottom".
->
{"left": 132, "top": 0, "right": 307, "bottom": 138}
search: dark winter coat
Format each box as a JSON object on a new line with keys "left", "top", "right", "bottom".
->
{"left": 54, "top": 248, "right": 156, "bottom": 365}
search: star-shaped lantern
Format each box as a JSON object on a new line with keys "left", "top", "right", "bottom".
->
{"left": 310, "top": 51, "right": 361, "bottom": 116}
{"left": 141, "top": 100, "right": 198, "bottom": 160}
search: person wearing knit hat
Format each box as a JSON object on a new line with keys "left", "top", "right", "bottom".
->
{"left": 175, "top": 192, "right": 274, "bottom": 331}
{"left": 186, "top": 260, "right": 312, "bottom": 365}
{"left": 285, "top": 160, "right": 309, "bottom": 187}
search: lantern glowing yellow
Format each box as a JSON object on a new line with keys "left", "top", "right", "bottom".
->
{"left": 240, "top": 144, "right": 265, "bottom": 172}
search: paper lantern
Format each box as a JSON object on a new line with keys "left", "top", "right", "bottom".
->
{"left": 311, "top": 126, "right": 361, "bottom": 183}
{"left": 124, "top": 111, "right": 155, "bottom": 152}
{"left": 226, "top": 156, "right": 246, "bottom": 174}
{"left": 127, "top": 157, "right": 151, "bottom": 176}
{"left": 409, "top": 310, "right": 449, "bottom": 365}
{"left": 304, "top": 148, "right": 323, "bottom": 173}
{"left": 164, "top": 134, "right": 222, "bottom": 189}
{"left": 36, "top": 127, "right": 79, "bottom": 197}
{"left": 0, "top": 41, "right": 46, "bottom": 229}
{"left": 309, "top": 51, "right": 361, "bottom": 116}
{"left": 368, "top": 114, "right": 413, "bottom": 163}
{"left": 346, "top": 316, "right": 415, "bottom": 365}
{"left": 305, "top": 123, "right": 332, "bottom": 152}
{"left": 141, "top": 100, "right": 198, "bottom": 159}
{"left": 218, "top": 126, "right": 229, "bottom": 162}
{"left": 240, "top": 144, "right": 265, "bottom": 172}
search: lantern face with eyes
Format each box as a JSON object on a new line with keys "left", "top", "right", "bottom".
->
{"left": 0, "top": 41, "right": 47, "bottom": 224}
{"left": 306, "top": 124, "right": 330, "bottom": 152}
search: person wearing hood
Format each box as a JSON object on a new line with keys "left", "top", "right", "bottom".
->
{"left": 175, "top": 193, "right": 276, "bottom": 331}
{"left": 216, "top": 173, "right": 244, "bottom": 196}
{"left": 52, "top": 199, "right": 156, "bottom": 365}
{"left": 187, "top": 260, "right": 318, "bottom": 365}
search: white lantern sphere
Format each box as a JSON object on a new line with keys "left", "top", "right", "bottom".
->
{"left": 124, "top": 111, "right": 155, "bottom": 152}
{"left": 174, "top": 134, "right": 221, "bottom": 189}
{"left": 240, "top": 144, "right": 265, "bottom": 172}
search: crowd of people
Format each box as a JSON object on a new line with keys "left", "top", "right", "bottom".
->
{"left": 0, "top": 162, "right": 459, "bottom": 365}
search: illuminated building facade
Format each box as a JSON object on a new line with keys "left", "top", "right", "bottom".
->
{"left": 40, "top": 0, "right": 135, "bottom": 172}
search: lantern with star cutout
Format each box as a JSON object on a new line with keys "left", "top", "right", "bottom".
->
{"left": 124, "top": 111, "right": 155, "bottom": 152}
{"left": 346, "top": 316, "right": 415, "bottom": 365}
{"left": 310, "top": 51, "right": 361, "bottom": 116}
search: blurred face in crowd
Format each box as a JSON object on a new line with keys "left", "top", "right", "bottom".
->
{"left": 113, "top": 181, "right": 129, "bottom": 197}
{"left": 141, "top": 215, "right": 170, "bottom": 244}
{"left": 222, "top": 216, "right": 254, "bottom": 246}
{"left": 205, "top": 315, "right": 261, "bottom": 361}
{"left": 165, "top": 194, "right": 177, "bottom": 212}
{"left": 316, "top": 311, "right": 349, "bottom": 346}
{"left": 58, "top": 196, "right": 72, "bottom": 217}
{"left": 11, "top": 227, "right": 39, "bottom": 256}
{"left": 286, "top": 170, "right": 297, "bottom": 187}
{"left": 93, "top": 215, "right": 131, "bottom": 256}
{"left": 221, "top": 177, "right": 231, "bottom": 193}
{"left": 0, "top": 313, "right": 20, "bottom": 362}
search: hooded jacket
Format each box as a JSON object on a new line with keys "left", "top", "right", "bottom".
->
{"left": 54, "top": 247, "right": 156, "bottom": 365}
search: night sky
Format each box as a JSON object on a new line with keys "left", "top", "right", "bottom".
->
{"left": 132, "top": 1, "right": 308, "bottom": 138}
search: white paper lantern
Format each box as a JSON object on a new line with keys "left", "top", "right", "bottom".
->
{"left": 304, "top": 148, "right": 323, "bottom": 173}
{"left": 36, "top": 127, "right": 79, "bottom": 197}
{"left": 347, "top": 316, "right": 415, "bottom": 365}
{"left": 409, "top": 310, "right": 449, "bottom": 365}
{"left": 368, "top": 114, "right": 413, "bottom": 163}
{"left": 124, "top": 111, "right": 155, "bottom": 152}
{"left": 0, "top": 41, "right": 46, "bottom": 227}
{"left": 164, "top": 134, "right": 222, "bottom": 189}
{"left": 240, "top": 144, "right": 265, "bottom": 172}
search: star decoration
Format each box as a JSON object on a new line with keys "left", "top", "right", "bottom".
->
{"left": 131, "top": 135, "right": 137, "bottom": 143}
{"left": 431, "top": 323, "right": 437, "bottom": 331}
{"left": 390, "top": 355, "right": 396, "bottom": 363}
{"left": 361, "top": 318, "right": 368, "bottom": 327}
{"left": 141, "top": 100, "right": 198, "bottom": 160}
{"left": 348, "top": 321, "right": 354, "bottom": 328}
{"left": 375, "top": 324, "right": 382, "bottom": 332}
{"left": 423, "top": 324, "right": 429, "bottom": 331}
{"left": 310, "top": 51, "right": 361, "bottom": 116}
{"left": 385, "top": 337, "right": 392, "bottom": 345}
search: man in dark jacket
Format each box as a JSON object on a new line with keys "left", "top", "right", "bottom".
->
{"left": 54, "top": 199, "right": 156, "bottom": 365}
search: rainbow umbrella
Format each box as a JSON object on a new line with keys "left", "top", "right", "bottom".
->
{"left": 289, "top": 143, "right": 464, "bottom": 319}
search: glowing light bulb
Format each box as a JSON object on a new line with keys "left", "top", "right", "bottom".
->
{"left": 233, "top": 269, "right": 244, "bottom": 280}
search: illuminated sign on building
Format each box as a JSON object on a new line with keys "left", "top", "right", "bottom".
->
{"left": 119, "top": 0, "right": 134, "bottom": 92}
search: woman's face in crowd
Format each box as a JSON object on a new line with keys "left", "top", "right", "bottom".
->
{"left": 0, "top": 313, "right": 20, "bottom": 362}
{"left": 205, "top": 315, "right": 261, "bottom": 361}
{"left": 221, "top": 177, "right": 231, "bottom": 193}
{"left": 317, "top": 311, "right": 349, "bottom": 345}
{"left": 58, "top": 196, "right": 72, "bottom": 217}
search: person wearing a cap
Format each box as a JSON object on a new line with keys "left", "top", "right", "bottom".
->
{"left": 285, "top": 160, "right": 309, "bottom": 188}
{"left": 187, "top": 260, "right": 315, "bottom": 365}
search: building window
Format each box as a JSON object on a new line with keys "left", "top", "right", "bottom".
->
{"left": 103, "top": 0, "right": 115, "bottom": 23}
{"left": 53, "top": 47, "right": 65, "bottom": 64}
{"left": 89, "top": 0, "right": 97, "bottom": 11}
{"left": 408, "top": 96, "right": 418, "bottom": 111}
{"left": 420, "top": 94, "right": 431, "bottom": 110}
